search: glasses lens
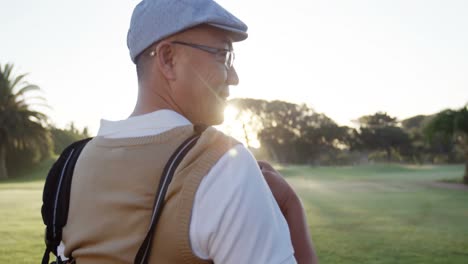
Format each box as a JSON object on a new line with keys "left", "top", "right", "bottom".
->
{"left": 225, "top": 51, "right": 234, "bottom": 69}
{"left": 216, "top": 50, "right": 233, "bottom": 69}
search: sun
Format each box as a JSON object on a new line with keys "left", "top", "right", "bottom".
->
{"left": 216, "top": 105, "right": 260, "bottom": 149}
{"left": 224, "top": 105, "right": 239, "bottom": 122}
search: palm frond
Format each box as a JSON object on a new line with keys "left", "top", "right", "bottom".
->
{"left": 15, "top": 84, "right": 40, "bottom": 97}
{"left": 0, "top": 64, "right": 14, "bottom": 82}
{"left": 10, "top": 73, "right": 29, "bottom": 91}
{"left": 0, "top": 63, "right": 50, "bottom": 156}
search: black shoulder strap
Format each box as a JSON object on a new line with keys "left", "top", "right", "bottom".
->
{"left": 41, "top": 137, "right": 93, "bottom": 264}
{"left": 134, "top": 125, "right": 206, "bottom": 264}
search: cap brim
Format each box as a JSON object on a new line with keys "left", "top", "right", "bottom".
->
{"left": 208, "top": 23, "right": 248, "bottom": 42}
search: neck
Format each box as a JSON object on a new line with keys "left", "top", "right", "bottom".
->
{"left": 130, "top": 83, "right": 183, "bottom": 118}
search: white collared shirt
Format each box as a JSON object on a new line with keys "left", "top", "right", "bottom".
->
{"left": 62, "top": 109, "right": 296, "bottom": 264}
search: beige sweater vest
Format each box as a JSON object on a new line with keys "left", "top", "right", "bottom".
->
{"left": 62, "top": 125, "right": 238, "bottom": 263}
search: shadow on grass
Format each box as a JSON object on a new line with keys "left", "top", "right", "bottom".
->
{"left": 439, "top": 178, "right": 464, "bottom": 184}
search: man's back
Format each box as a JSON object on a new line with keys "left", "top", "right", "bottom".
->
{"left": 63, "top": 125, "right": 235, "bottom": 263}
{"left": 62, "top": 114, "right": 297, "bottom": 263}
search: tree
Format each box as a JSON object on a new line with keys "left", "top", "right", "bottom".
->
{"left": 230, "top": 98, "right": 310, "bottom": 162}
{"left": 425, "top": 105, "right": 468, "bottom": 184}
{"left": 354, "top": 112, "right": 411, "bottom": 161}
{"left": 0, "top": 63, "right": 50, "bottom": 179}
{"left": 358, "top": 112, "right": 398, "bottom": 128}
{"left": 401, "top": 114, "right": 459, "bottom": 164}
{"left": 229, "top": 98, "right": 349, "bottom": 164}
{"left": 50, "top": 122, "right": 90, "bottom": 154}
{"left": 401, "top": 115, "right": 430, "bottom": 163}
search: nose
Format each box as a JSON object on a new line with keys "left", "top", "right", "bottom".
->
{"left": 227, "top": 66, "right": 239, "bottom": 86}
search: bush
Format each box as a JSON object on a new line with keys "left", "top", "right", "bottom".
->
{"left": 50, "top": 123, "right": 90, "bottom": 154}
{"left": 6, "top": 136, "right": 53, "bottom": 177}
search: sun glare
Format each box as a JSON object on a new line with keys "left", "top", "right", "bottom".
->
{"left": 224, "top": 105, "right": 239, "bottom": 121}
{"left": 217, "top": 105, "right": 261, "bottom": 149}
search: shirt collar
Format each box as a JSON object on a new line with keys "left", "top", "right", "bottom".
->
{"left": 97, "top": 109, "right": 191, "bottom": 138}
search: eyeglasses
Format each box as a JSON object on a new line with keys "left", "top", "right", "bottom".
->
{"left": 171, "top": 41, "right": 235, "bottom": 69}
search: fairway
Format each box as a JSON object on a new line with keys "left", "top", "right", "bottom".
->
{"left": 280, "top": 164, "right": 468, "bottom": 264}
{"left": 1, "top": 163, "right": 467, "bottom": 263}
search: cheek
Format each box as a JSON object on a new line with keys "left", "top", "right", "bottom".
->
{"left": 197, "top": 65, "right": 227, "bottom": 92}
{"left": 176, "top": 61, "right": 228, "bottom": 121}
{"left": 186, "top": 63, "right": 224, "bottom": 97}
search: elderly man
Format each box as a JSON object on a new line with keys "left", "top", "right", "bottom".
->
{"left": 59, "top": 0, "right": 317, "bottom": 263}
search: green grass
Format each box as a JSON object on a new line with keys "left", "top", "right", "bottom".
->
{"left": 279, "top": 164, "right": 468, "bottom": 264}
{"left": 0, "top": 162, "right": 467, "bottom": 263}
{"left": 0, "top": 159, "right": 54, "bottom": 263}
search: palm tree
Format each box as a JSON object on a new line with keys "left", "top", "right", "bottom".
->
{"left": 425, "top": 105, "right": 468, "bottom": 184}
{"left": 0, "top": 63, "right": 50, "bottom": 179}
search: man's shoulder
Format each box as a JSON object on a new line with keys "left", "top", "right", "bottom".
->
{"left": 198, "top": 126, "right": 242, "bottom": 152}
{"left": 174, "top": 126, "right": 241, "bottom": 170}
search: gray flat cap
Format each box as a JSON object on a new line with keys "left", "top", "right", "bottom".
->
{"left": 127, "top": 0, "right": 248, "bottom": 63}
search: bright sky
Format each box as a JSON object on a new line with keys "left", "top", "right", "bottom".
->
{"left": 1, "top": 0, "right": 467, "bottom": 135}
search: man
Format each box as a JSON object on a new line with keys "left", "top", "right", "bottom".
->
{"left": 61, "top": 0, "right": 318, "bottom": 263}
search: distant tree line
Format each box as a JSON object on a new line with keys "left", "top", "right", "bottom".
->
{"left": 1, "top": 63, "right": 89, "bottom": 179}
{"left": 5, "top": 123, "right": 89, "bottom": 178}
{"left": 1, "top": 63, "right": 466, "bottom": 183}
{"left": 230, "top": 98, "right": 468, "bottom": 183}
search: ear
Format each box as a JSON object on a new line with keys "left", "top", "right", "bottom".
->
{"left": 156, "top": 42, "right": 176, "bottom": 80}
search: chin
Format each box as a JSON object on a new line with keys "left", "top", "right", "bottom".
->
{"left": 203, "top": 116, "right": 223, "bottom": 126}
{"left": 212, "top": 117, "right": 225, "bottom": 126}
{"left": 191, "top": 114, "right": 223, "bottom": 126}
{"left": 205, "top": 105, "right": 226, "bottom": 126}
{"left": 207, "top": 113, "right": 225, "bottom": 126}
